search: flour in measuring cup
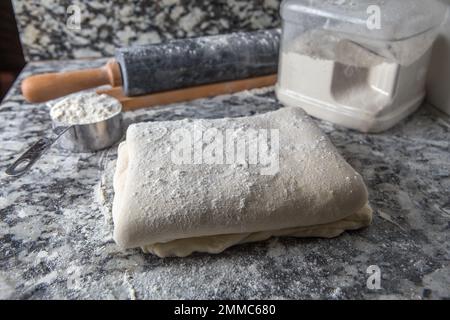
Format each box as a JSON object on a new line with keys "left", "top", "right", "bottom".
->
{"left": 50, "top": 92, "right": 122, "bottom": 125}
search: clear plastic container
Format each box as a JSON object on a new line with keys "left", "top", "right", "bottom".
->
{"left": 427, "top": 0, "right": 450, "bottom": 116}
{"left": 276, "top": 0, "right": 447, "bottom": 132}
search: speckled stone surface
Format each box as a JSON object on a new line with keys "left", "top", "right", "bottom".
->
{"left": 0, "top": 59, "right": 449, "bottom": 300}
{"left": 12, "top": 0, "right": 281, "bottom": 61}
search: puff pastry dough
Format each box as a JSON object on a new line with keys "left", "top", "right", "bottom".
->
{"left": 112, "top": 107, "right": 372, "bottom": 257}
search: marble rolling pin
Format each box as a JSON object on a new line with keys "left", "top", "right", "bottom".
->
{"left": 22, "top": 29, "right": 280, "bottom": 109}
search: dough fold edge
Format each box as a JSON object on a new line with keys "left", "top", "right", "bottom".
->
{"left": 112, "top": 107, "right": 374, "bottom": 257}
{"left": 141, "top": 204, "right": 372, "bottom": 258}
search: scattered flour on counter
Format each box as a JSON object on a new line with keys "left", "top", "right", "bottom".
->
{"left": 50, "top": 92, "right": 122, "bottom": 125}
{"left": 96, "top": 157, "right": 117, "bottom": 225}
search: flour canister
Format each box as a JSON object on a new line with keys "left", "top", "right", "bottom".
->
{"left": 276, "top": 0, "right": 447, "bottom": 132}
{"left": 427, "top": 0, "right": 450, "bottom": 116}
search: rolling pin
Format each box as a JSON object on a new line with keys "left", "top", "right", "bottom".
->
{"left": 22, "top": 29, "right": 281, "bottom": 103}
{"left": 97, "top": 75, "right": 277, "bottom": 111}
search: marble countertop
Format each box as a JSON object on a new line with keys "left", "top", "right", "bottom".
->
{"left": 0, "top": 59, "right": 449, "bottom": 300}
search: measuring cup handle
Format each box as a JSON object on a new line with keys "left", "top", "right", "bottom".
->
{"left": 5, "top": 126, "right": 70, "bottom": 177}
{"left": 5, "top": 138, "right": 55, "bottom": 177}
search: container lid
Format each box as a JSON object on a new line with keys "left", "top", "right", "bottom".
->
{"left": 281, "top": 0, "right": 448, "bottom": 41}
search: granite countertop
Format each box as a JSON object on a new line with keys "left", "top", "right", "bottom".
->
{"left": 0, "top": 59, "right": 449, "bottom": 300}
{"left": 13, "top": 0, "right": 281, "bottom": 61}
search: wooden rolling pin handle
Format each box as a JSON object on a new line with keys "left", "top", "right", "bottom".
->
{"left": 21, "top": 59, "right": 122, "bottom": 103}
{"left": 97, "top": 74, "right": 278, "bottom": 111}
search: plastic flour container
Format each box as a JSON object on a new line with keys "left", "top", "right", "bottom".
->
{"left": 427, "top": 0, "right": 450, "bottom": 116}
{"left": 276, "top": 0, "right": 447, "bottom": 132}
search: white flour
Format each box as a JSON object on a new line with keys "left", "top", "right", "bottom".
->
{"left": 277, "top": 29, "right": 434, "bottom": 132}
{"left": 427, "top": 0, "right": 450, "bottom": 115}
{"left": 50, "top": 92, "right": 121, "bottom": 125}
{"left": 290, "top": 29, "right": 437, "bottom": 67}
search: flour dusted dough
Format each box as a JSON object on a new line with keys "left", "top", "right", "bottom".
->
{"left": 112, "top": 107, "right": 372, "bottom": 257}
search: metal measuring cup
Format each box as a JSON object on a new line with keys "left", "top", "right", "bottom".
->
{"left": 5, "top": 105, "right": 123, "bottom": 177}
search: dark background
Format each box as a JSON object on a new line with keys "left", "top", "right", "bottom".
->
{"left": 0, "top": 0, "right": 25, "bottom": 100}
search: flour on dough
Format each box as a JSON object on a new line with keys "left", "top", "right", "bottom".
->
{"left": 112, "top": 107, "right": 372, "bottom": 257}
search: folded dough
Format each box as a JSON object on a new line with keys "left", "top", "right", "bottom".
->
{"left": 112, "top": 107, "right": 372, "bottom": 257}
